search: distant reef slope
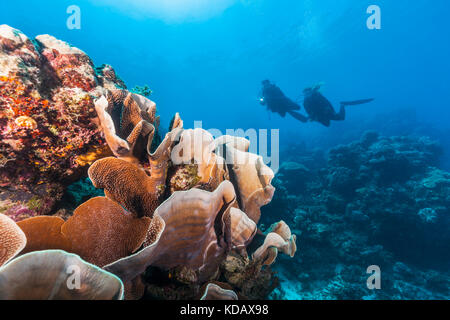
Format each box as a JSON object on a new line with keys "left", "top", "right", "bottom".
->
{"left": 265, "top": 132, "right": 450, "bottom": 300}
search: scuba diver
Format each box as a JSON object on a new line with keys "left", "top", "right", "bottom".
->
{"left": 260, "top": 80, "right": 374, "bottom": 127}
{"left": 259, "top": 80, "right": 309, "bottom": 123}
{"left": 302, "top": 83, "right": 374, "bottom": 127}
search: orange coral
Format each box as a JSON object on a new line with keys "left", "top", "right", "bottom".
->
{"left": 16, "top": 197, "right": 151, "bottom": 267}
{"left": 74, "top": 145, "right": 113, "bottom": 167}
{"left": 14, "top": 116, "right": 37, "bottom": 130}
{"left": 61, "top": 197, "right": 151, "bottom": 267}
{"left": 17, "top": 216, "right": 71, "bottom": 254}
{"left": 88, "top": 157, "right": 162, "bottom": 218}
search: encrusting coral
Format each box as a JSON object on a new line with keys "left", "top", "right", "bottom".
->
{"left": 0, "top": 26, "right": 297, "bottom": 300}
{"left": 0, "top": 24, "right": 129, "bottom": 218}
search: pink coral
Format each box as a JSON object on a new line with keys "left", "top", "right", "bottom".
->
{"left": 4, "top": 205, "right": 38, "bottom": 222}
{"left": 0, "top": 25, "right": 127, "bottom": 215}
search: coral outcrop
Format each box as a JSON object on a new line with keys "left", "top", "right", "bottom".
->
{"left": 0, "top": 25, "right": 126, "bottom": 219}
{"left": 0, "top": 25, "right": 296, "bottom": 300}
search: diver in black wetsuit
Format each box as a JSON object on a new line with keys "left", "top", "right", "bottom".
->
{"left": 259, "top": 80, "right": 308, "bottom": 123}
{"left": 260, "top": 80, "right": 374, "bottom": 126}
{"left": 302, "top": 84, "right": 374, "bottom": 127}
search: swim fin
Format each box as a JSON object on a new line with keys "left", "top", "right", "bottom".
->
{"left": 288, "top": 110, "right": 309, "bottom": 123}
{"left": 340, "top": 98, "right": 375, "bottom": 106}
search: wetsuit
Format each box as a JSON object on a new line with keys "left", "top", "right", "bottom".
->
{"left": 261, "top": 82, "right": 308, "bottom": 122}
{"left": 303, "top": 87, "right": 374, "bottom": 127}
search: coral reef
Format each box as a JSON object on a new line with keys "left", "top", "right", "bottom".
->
{"left": 264, "top": 131, "right": 450, "bottom": 299}
{"left": 0, "top": 26, "right": 296, "bottom": 299}
{"left": 0, "top": 25, "right": 124, "bottom": 218}
{"left": 5, "top": 113, "right": 295, "bottom": 299}
{"left": 2, "top": 24, "right": 447, "bottom": 301}
{"left": 4, "top": 99, "right": 297, "bottom": 299}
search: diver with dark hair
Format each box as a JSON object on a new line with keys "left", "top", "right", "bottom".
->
{"left": 302, "top": 83, "right": 374, "bottom": 127}
{"left": 259, "top": 80, "right": 308, "bottom": 123}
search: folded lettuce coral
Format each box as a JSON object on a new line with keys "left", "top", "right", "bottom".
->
{"left": 94, "top": 90, "right": 157, "bottom": 164}
{"left": 230, "top": 207, "right": 257, "bottom": 253}
{"left": 200, "top": 282, "right": 239, "bottom": 300}
{"left": 1, "top": 213, "right": 125, "bottom": 300}
{"left": 0, "top": 250, "right": 123, "bottom": 300}
{"left": 61, "top": 197, "right": 151, "bottom": 266}
{"left": 89, "top": 157, "right": 164, "bottom": 217}
{"left": 104, "top": 180, "right": 237, "bottom": 283}
{"left": 88, "top": 127, "right": 182, "bottom": 217}
{"left": 169, "top": 128, "right": 227, "bottom": 193}
{"left": 252, "top": 221, "right": 297, "bottom": 266}
{"left": 215, "top": 136, "right": 275, "bottom": 224}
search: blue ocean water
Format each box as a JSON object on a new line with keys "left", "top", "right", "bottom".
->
{"left": 2, "top": 0, "right": 449, "bottom": 300}
{"left": 2, "top": 1, "right": 449, "bottom": 146}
